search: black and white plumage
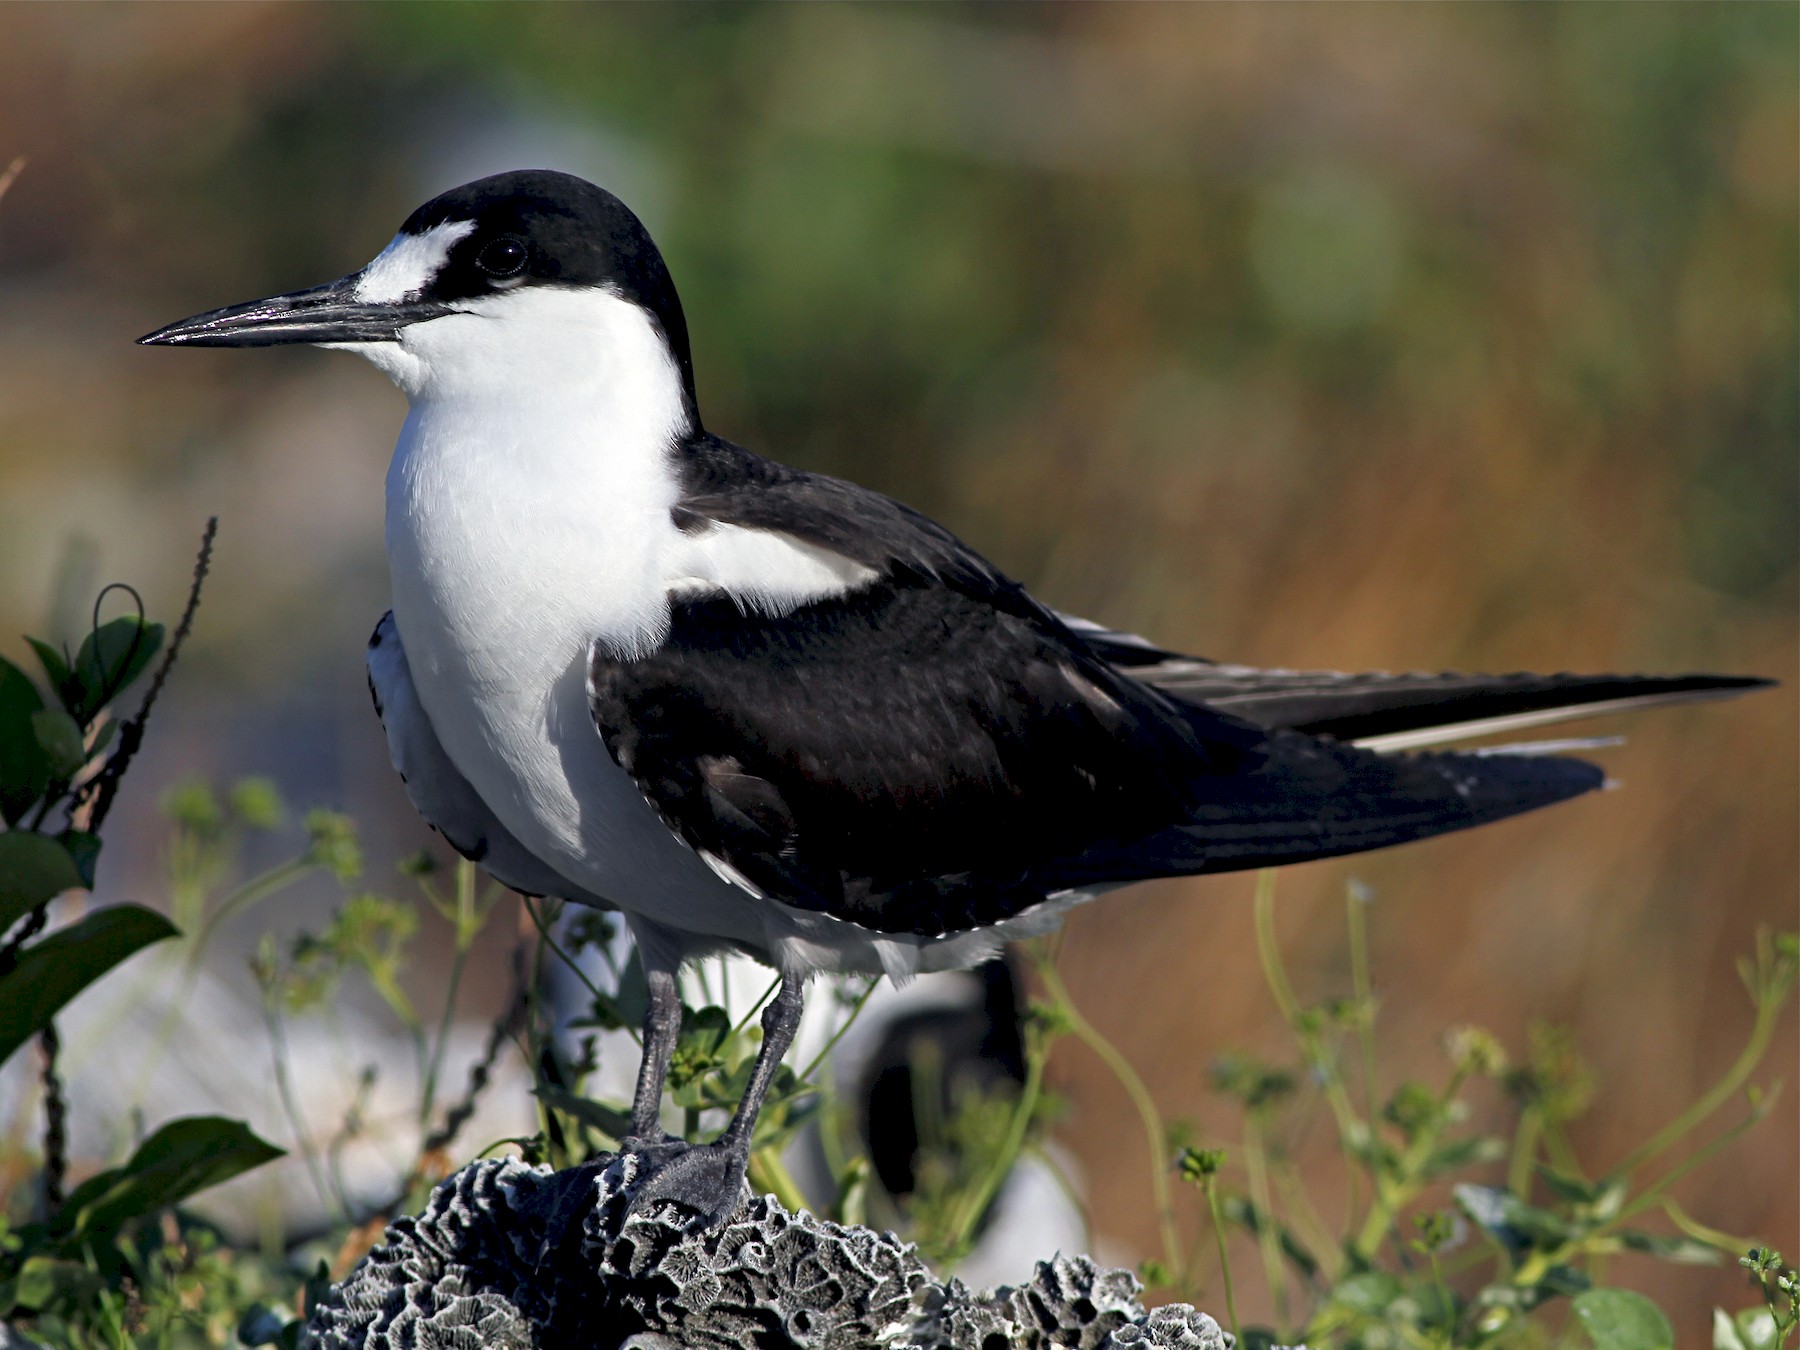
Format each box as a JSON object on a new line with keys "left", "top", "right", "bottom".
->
{"left": 141, "top": 170, "right": 1767, "bottom": 1228}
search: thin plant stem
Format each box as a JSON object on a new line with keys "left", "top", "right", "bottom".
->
{"left": 262, "top": 993, "right": 344, "bottom": 1223}
{"left": 1346, "top": 884, "right": 1380, "bottom": 1111}
{"left": 748, "top": 1145, "right": 810, "bottom": 1214}
{"left": 1256, "top": 871, "right": 1366, "bottom": 1226}
{"left": 1659, "top": 1195, "right": 1752, "bottom": 1254}
{"left": 1272, "top": 1160, "right": 1340, "bottom": 1284}
{"left": 1242, "top": 1111, "right": 1290, "bottom": 1328}
{"left": 420, "top": 860, "right": 480, "bottom": 1126}
{"left": 1614, "top": 988, "right": 1786, "bottom": 1179}
{"left": 1345, "top": 883, "right": 1379, "bottom": 1223}
{"left": 943, "top": 1028, "right": 1048, "bottom": 1258}
{"left": 38, "top": 1022, "right": 67, "bottom": 1212}
{"left": 1352, "top": 1067, "right": 1468, "bottom": 1262}
{"left": 128, "top": 855, "right": 321, "bottom": 1112}
{"left": 1026, "top": 1143, "right": 1094, "bottom": 1254}
{"left": 1203, "top": 1176, "right": 1241, "bottom": 1346}
{"left": 1507, "top": 1107, "right": 1542, "bottom": 1198}
{"left": 729, "top": 975, "right": 783, "bottom": 1039}
{"left": 85, "top": 518, "right": 217, "bottom": 834}
{"left": 1542, "top": 1120, "right": 1583, "bottom": 1175}
{"left": 1033, "top": 954, "right": 1185, "bottom": 1284}
{"left": 521, "top": 894, "right": 640, "bottom": 1046}
{"left": 795, "top": 978, "right": 880, "bottom": 1086}
{"left": 1609, "top": 1092, "right": 1776, "bottom": 1227}
{"left": 521, "top": 912, "right": 554, "bottom": 1161}
{"left": 191, "top": 858, "right": 315, "bottom": 954}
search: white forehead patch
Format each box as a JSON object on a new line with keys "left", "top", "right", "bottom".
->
{"left": 354, "top": 220, "right": 477, "bottom": 303}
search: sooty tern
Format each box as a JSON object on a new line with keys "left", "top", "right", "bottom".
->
{"left": 142, "top": 170, "right": 1768, "bottom": 1229}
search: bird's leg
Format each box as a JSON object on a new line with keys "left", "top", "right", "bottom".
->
{"left": 621, "top": 975, "right": 805, "bottom": 1230}
{"left": 625, "top": 963, "right": 683, "bottom": 1142}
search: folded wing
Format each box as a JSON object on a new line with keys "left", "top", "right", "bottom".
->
{"left": 588, "top": 441, "right": 1615, "bottom": 940}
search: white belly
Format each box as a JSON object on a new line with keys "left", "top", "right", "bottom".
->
{"left": 383, "top": 401, "right": 757, "bottom": 941}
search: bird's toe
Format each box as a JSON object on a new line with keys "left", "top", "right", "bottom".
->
{"left": 619, "top": 1138, "right": 752, "bottom": 1231}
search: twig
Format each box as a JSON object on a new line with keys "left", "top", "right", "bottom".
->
{"left": 39, "top": 1020, "right": 67, "bottom": 1211}
{"left": 83, "top": 517, "right": 217, "bottom": 833}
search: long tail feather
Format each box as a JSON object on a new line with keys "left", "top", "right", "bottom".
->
{"left": 1059, "top": 614, "right": 1771, "bottom": 751}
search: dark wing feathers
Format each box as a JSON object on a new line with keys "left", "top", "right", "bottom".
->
{"left": 587, "top": 440, "right": 1627, "bottom": 939}
{"left": 1059, "top": 615, "right": 1771, "bottom": 750}
{"left": 591, "top": 574, "right": 1269, "bottom": 936}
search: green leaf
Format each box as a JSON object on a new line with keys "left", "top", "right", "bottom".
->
{"left": 1331, "top": 1271, "right": 1406, "bottom": 1317}
{"left": 0, "top": 656, "right": 49, "bottom": 824}
{"left": 57, "top": 830, "right": 102, "bottom": 889}
{"left": 1538, "top": 1264, "right": 1593, "bottom": 1297}
{"left": 1423, "top": 1133, "right": 1507, "bottom": 1177}
{"left": 31, "top": 708, "right": 86, "bottom": 778}
{"left": 1619, "top": 1230, "right": 1724, "bottom": 1265}
{"left": 1573, "top": 1288, "right": 1675, "bottom": 1350}
{"left": 1455, "top": 1182, "right": 1573, "bottom": 1253}
{"left": 25, "top": 637, "right": 72, "bottom": 698}
{"left": 0, "top": 831, "right": 84, "bottom": 936}
{"left": 0, "top": 904, "right": 178, "bottom": 1067}
{"left": 1539, "top": 1167, "right": 1604, "bottom": 1205}
{"left": 0, "top": 1255, "right": 102, "bottom": 1315}
{"left": 49, "top": 1116, "right": 282, "bottom": 1253}
{"left": 25, "top": 639, "right": 76, "bottom": 711}
{"left": 532, "top": 1085, "right": 632, "bottom": 1142}
{"left": 71, "top": 617, "right": 163, "bottom": 722}
{"left": 681, "top": 1005, "right": 732, "bottom": 1056}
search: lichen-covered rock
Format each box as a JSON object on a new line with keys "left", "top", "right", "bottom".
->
{"left": 307, "top": 1155, "right": 1232, "bottom": 1349}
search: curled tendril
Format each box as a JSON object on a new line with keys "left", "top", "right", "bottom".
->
{"left": 83, "top": 580, "right": 148, "bottom": 724}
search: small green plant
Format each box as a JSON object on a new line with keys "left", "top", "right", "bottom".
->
{"left": 1041, "top": 870, "right": 1797, "bottom": 1350}
{"left": 0, "top": 522, "right": 295, "bottom": 1345}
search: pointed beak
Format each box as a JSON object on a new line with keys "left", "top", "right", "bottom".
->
{"left": 138, "top": 273, "right": 451, "bottom": 347}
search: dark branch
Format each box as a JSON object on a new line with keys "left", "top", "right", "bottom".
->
{"left": 84, "top": 516, "right": 217, "bottom": 833}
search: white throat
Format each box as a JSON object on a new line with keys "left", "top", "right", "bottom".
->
{"left": 366, "top": 286, "right": 712, "bottom": 904}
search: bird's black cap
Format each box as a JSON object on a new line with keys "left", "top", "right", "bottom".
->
{"left": 140, "top": 169, "right": 698, "bottom": 415}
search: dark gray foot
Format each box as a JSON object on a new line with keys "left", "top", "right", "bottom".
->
{"left": 620, "top": 1137, "right": 751, "bottom": 1231}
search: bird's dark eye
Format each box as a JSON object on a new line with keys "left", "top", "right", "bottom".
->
{"left": 476, "top": 237, "right": 528, "bottom": 278}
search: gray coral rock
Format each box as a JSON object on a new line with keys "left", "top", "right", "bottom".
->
{"left": 307, "top": 1155, "right": 1230, "bottom": 1349}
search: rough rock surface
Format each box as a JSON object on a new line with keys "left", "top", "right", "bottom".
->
{"left": 307, "top": 1154, "right": 1232, "bottom": 1349}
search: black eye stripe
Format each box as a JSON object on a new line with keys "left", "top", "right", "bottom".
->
{"left": 476, "top": 236, "right": 528, "bottom": 278}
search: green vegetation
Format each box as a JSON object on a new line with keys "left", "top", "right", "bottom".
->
{"left": 0, "top": 544, "right": 1791, "bottom": 1346}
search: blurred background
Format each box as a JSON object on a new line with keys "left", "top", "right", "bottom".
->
{"left": 0, "top": 1, "right": 1792, "bottom": 1336}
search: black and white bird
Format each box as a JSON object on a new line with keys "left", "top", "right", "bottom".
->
{"left": 141, "top": 170, "right": 1767, "bottom": 1228}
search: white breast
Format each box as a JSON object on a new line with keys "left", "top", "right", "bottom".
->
{"left": 381, "top": 288, "right": 740, "bottom": 924}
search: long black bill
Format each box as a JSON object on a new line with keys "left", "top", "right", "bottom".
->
{"left": 138, "top": 273, "right": 450, "bottom": 347}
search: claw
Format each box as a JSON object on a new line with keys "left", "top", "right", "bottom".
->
{"left": 620, "top": 1137, "right": 752, "bottom": 1231}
